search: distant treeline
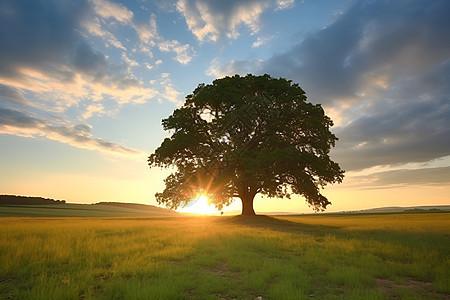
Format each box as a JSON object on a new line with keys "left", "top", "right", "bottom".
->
{"left": 0, "top": 195, "right": 66, "bottom": 205}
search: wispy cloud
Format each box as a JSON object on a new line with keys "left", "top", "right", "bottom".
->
{"left": 275, "top": 0, "right": 295, "bottom": 11}
{"left": 344, "top": 167, "right": 450, "bottom": 188}
{"left": 0, "top": 108, "right": 144, "bottom": 157}
{"left": 252, "top": 35, "right": 275, "bottom": 48}
{"left": 176, "top": 0, "right": 274, "bottom": 41}
{"left": 134, "top": 14, "right": 159, "bottom": 46}
{"left": 135, "top": 14, "right": 195, "bottom": 64}
{"left": 0, "top": 84, "right": 31, "bottom": 106}
{"left": 82, "top": 17, "right": 126, "bottom": 50}
{"left": 82, "top": 103, "right": 105, "bottom": 120}
{"left": 90, "top": 0, "right": 133, "bottom": 24}
{"left": 158, "top": 40, "right": 195, "bottom": 65}
{"left": 207, "top": 58, "right": 263, "bottom": 78}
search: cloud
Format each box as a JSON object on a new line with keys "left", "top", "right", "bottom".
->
{"left": 177, "top": 0, "right": 273, "bottom": 41}
{"left": 0, "top": 84, "right": 31, "bottom": 106}
{"left": 134, "top": 13, "right": 195, "bottom": 64}
{"left": 331, "top": 95, "right": 450, "bottom": 170}
{"left": 0, "top": 0, "right": 89, "bottom": 78}
{"left": 0, "top": 0, "right": 157, "bottom": 112}
{"left": 276, "top": 0, "right": 295, "bottom": 10}
{"left": 0, "top": 108, "right": 143, "bottom": 156}
{"left": 134, "top": 14, "right": 159, "bottom": 46}
{"left": 0, "top": 0, "right": 166, "bottom": 156}
{"left": 252, "top": 35, "right": 274, "bottom": 48}
{"left": 207, "top": 58, "right": 263, "bottom": 78}
{"left": 82, "top": 103, "right": 105, "bottom": 119}
{"left": 90, "top": 0, "right": 133, "bottom": 24}
{"left": 156, "top": 73, "right": 182, "bottom": 104}
{"left": 346, "top": 167, "right": 450, "bottom": 188}
{"left": 207, "top": 0, "right": 450, "bottom": 172}
{"left": 82, "top": 17, "right": 126, "bottom": 50}
{"left": 158, "top": 40, "right": 195, "bottom": 65}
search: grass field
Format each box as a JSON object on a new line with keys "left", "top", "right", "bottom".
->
{"left": 0, "top": 203, "right": 177, "bottom": 217}
{"left": 1, "top": 213, "right": 449, "bottom": 299}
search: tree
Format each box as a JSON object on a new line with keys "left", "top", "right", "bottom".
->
{"left": 148, "top": 74, "right": 344, "bottom": 215}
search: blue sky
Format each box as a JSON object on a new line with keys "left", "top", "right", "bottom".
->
{"left": 1, "top": 0, "right": 449, "bottom": 213}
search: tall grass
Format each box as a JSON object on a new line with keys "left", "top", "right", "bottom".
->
{"left": 0, "top": 213, "right": 449, "bottom": 299}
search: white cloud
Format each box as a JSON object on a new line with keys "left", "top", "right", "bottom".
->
{"left": 82, "top": 17, "right": 126, "bottom": 50}
{"left": 158, "top": 40, "right": 195, "bottom": 65}
{"left": 0, "top": 108, "right": 145, "bottom": 158}
{"left": 1, "top": 64, "right": 157, "bottom": 112}
{"left": 176, "top": 0, "right": 272, "bottom": 41}
{"left": 276, "top": 0, "right": 295, "bottom": 10}
{"left": 90, "top": 0, "right": 134, "bottom": 24}
{"left": 121, "top": 52, "right": 139, "bottom": 70}
{"left": 163, "top": 84, "right": 181, "bottom": 103}
{"left": 134, "top": 14, "right": 158, "bottom": 46}
{"left": 82, "top": 103, "right": 105, "bottom": 119}
{"left": 252, "top": 35, "right": 274, "bottom": 48}
{"left": 134, "top": 14, "right": 195, "bottom": 65}
{"left": 153, "top": 74, "right": 182, "bottom": 104}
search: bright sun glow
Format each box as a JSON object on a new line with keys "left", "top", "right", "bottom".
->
{"left": 182, "top": 195, "right": 217, "bottom": 215}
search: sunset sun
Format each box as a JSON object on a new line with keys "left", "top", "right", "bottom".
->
{"left": 183, "top": 195, "right": 217, "bottom": 215}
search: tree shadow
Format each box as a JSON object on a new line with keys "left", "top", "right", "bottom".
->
{"left": 218, "top": 214, "right": 340, "bottom": 235}
{"left": 216, "top": 214, "right": 447, "bottom": 249}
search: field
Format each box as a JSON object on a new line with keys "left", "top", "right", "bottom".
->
{"left": 1, "top": 213, "right": 449, "bottom": 299}
{"left": 0, "top": 203, "right": 177, "bottom": 218}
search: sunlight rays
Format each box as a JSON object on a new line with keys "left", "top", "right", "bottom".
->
{"left": 181, "top": 195, "right": 217, "bottom": 215}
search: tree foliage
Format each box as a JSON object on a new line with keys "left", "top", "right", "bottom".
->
{"left": 148, "top": 74, "right": 344, "bottom": 215}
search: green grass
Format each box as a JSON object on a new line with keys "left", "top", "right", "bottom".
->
{"left": 0, "top": 213, "right": 449, "bottom": 299}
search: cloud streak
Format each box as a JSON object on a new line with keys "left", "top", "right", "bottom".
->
{"left": 0, "top": 108, "right": 143, "bottom": 157}
{"left": 345, "top": 167, "right": 450, "bottom": 189}
{"left": 0, "top": 84, "right": 31, "bottom": 106}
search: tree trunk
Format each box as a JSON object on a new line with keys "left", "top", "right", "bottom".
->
{"left": 240, "top": 194, "right": 256, "bottom": 216}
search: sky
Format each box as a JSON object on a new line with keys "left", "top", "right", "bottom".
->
{"left": 0, "top": 0, "right": 449, "bottom": 214}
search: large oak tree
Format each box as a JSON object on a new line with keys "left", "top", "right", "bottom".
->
{"left": 148, "top": 74, "right": 344, "bottom": 215}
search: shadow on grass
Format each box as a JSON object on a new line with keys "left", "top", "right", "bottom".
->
{"left": 218, "top": 214, "right": 339, "bottom": 234}
{"left": 216, "top": 214, "right": 449, "bottom": 254}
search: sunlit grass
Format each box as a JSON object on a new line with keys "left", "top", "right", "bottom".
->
{"left": 0, "top": 213, "right": 449, "bottom": 299}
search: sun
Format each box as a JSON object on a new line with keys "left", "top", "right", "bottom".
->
{"left": 182, "top": 195, "right": 217, "bottom": 215}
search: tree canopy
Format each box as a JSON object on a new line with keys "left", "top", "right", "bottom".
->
{"left": 148, "top": 74, "right": 344, "bottom": 215}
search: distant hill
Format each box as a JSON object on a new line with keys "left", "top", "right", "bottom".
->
{"left": 347, "top": 205, "right": 450, "bottom": 214}
{"left": 0, "top": 196, "right": 178, "bottom": 217}
{"left": 93, "top": 202, "right": 178, "bottom": 215}
{"left": 0, "top": 195, "right": 66, "bottom": 205}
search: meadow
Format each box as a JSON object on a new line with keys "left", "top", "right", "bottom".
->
{"left": 0, "top": 213, "right": 449, "bottom": 299}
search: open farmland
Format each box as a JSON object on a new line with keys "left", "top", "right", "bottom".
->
{"left": 1, "top": 213, "right": 449, "bottom": 299}
{"left": 0, "top": 203, "right": 177, "bottom": 218}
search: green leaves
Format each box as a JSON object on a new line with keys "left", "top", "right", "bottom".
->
{"left": 149, "top": 74, "right": 344, "bottom": 213}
